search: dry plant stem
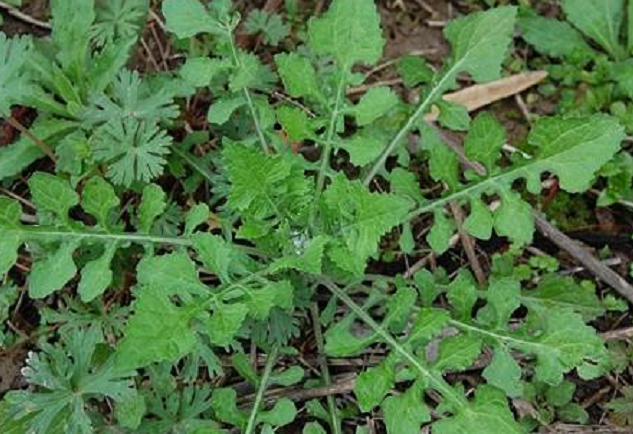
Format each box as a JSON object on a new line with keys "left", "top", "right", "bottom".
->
{"left": 403, "top": 253, "right": 434, "bottom": 279}
{"left": 5, "top": 116, "right": 56, "bottom": 161}
{"left": 544, "top": 424, "right": 633, "bottom": 434}
{"left": 310, "top": 304, "right": 342, "bottom": 434}
{"left": 347, "top": 78, "right": 404, "bottom": 96}
{"left": 0, "top": 1, "right": 51, "bottom": 29}
{"left": 244, "top": 375, "right": 356, "bottom": 404}
{"left": 602, "top": 326, "right": 633, "bottom": 342}
{"left": 534, "top": 212, "right": 633, "bottom": 304}
{"left": 449, "top": 201, "right": 486, "bottom": 286}
{"left": 434, "top": 123, "right": 633, "bottom": 304}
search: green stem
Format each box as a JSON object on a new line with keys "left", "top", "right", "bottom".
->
{"left": 226, "top": 31, "right": 270, "bottom": 154}
{"left": 404, "top": 162, "right": 530, "bottom": 222}
{"left": 449, "top": 318, "right": 545, "bottom": 352}
{"left": 309, "top": 73, "right": 347, "bottom": 228}
{"left": 6, "top": 226, "right": 267, "bottom": 258}
{"left": 310, "top": 303, "right": 342, "bottom": 434}
{"left": 363, "top": 64, "right": 460, "bottom": 186}
{"left": 8, "top": 227, "right": 192, "bottom": 246}
{"left": 244, "top": 346, "right": 280, "bottom": 434}
{"left": 320, "top": 278, "right": 467, "bottom": 409}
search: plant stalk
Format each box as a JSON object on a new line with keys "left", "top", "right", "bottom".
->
{"left": 244, "top": 346, "right": 280, "bottom": 434}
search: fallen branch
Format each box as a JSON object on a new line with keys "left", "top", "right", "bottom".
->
{"left": 0, "top": 1, "right": 51, "bottom": 29}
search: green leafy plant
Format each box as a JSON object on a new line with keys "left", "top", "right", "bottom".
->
{"left": 0, "top": 0, "right": 182, "bottom": 186}
{"left": 518, "top": 0, "right": 633, "bottom": 206}
{"left": 0, "top": 0, "right": 631, "bottom": 433}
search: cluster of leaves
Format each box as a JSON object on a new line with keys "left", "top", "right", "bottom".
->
{"left": 0, "top": 0, "right": 186, "bottom": 187}
{"left": 518, "top": 0, "right": 633, "bottom": 206}
{"left": 0, "top": 0, "right": 631, "bottom": 433}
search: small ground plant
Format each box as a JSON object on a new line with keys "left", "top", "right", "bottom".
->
{"left": 0, "top": 0, "right": 632, "bottom": 433}
{"left": 519, "top": 0, "right": 633, "bottom": 206}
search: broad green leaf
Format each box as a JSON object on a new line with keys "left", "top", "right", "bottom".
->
{"left": 493, "top": 189, "right": 534, "bottom": 245}
{"left": 29, "top": 172, "right": 79, "bottom": 222}
{"left": 396, "top": 55, "right": 434, "bottom": 88}
{"left": 410, "top": 308, "right": 450, "bottom": 343}
{"left": 180, "top": 57, "right": 229, "bottom": 87}
{"left": 325, "top": 313, "right": 379, "bottom": 357}
{"left": 354, "top": 87, "right": 399, "bottom": 126}
{"left": 444, "top": 7, "right": 517, "bottom": 85}
{"left": 277, "top": 106, "right": 315, "bottom": 142}
{"left": 464, "top": 112, "right": 505, "bottom": 173}
{"left": 275, "top": 52, "right": 323, "bottom": 102}
{"left": 192, "top": 233, "right": 235, "bottom": 283}
{"left": 257, "top": 399, "right": 297, "bottom": 427}
{"left": 434, "top": 386, "right": 523, "bottom": 434}
{"left": 0, "top": 399, "right": 64, "bottom": 434}
{"left": 436, "top": 100, "right": 470, "bottom": 131}
{"left": 530, "top": 309, "right": 607, "bottom": 385}
{"left": 137, "top": 252, "right": 207, "bottom": 295}
{"left": 423, "top": 124, "right": 460, "bottom": 190}
{"left": 208, "top": 96, "right": 245, "bottom": 124}
{"left": 562, "top": 0, "right": 624, "bottom": 59}
{"left": 29, "top": 241, "right": 78, "bottom": 299}
{"left": 399, "top": 222, "right": 414, "bottom": 253}
{"left": 323, "top": 175, "right": 411, "bottom": 264}
{"left": 527, "top": 115, "right": 624, "bottom": 193}
{"left": 211, "top": 388, "right": 248, "bottom": 428}
{"left": 78, "top": 242, "right": 116, "bottom": 302}
{"left": 0, "top": 33, "right": 33, "bottom": 117}
{"left": 269, "top": 366, "right": 304, "bottom": 387}
{"left": 446, "top": 270, "right": 477, "bottom": 320}
{"left": 207, "top": 303, "right": 248, "bottom": 346}
{"left": 355, "top": 356, "right": 395, "bottom": 411}
{"left": 245, "top": 9, "right": 289, "bottom": 46}
{"left": 0, "top": 118, "right": 76, "bottom": 181}
{"left": 521, "top": 275, "right": 606, "bottom": 321}
{"left": 223, "top": 143, "right": 311, "bottom": 219}
{"left": 383, "top": 381, "right": 430, "bottom": 434}
{"left": 303, "top": 422, "right": 327, "bottom": 434}
{"left": 478, "top": 277, "right": 521, "bottom": 328}
{"left": 427, "top": 210, "right": 455, "bottom": 255}
{"left": 185, "top": 203, "right": 210, "bottom": 235}
{"left": 307, "top": 0, "right": 384, "bottom": 69}
{"left": 229, "top": 51, "right": 261, "bottom": 91}
{"left": 82, "top": 176, "right": 119, "bottom": 226}
{"left": 463, "top": 198, "right": 493, "bottom": 240}
{"left": 245, "top": 280, "right": 294, "bottom": 320}
{"left": 385, "top": 284, "right": 417, "bottom": 333}
{"left": 342, "top": 132, "right": 386, "bottom": 167}
{"left": 390, "top": 168, "right": 424, "bottom": 204}
{"left": 116, "top": 287, "right": 197, "bottom": 370}
{"left": 138, "top": 184, "right": 166, "bottom": 233}
{"left": 114, "top": 391, "right": 146, "bottom": 430}
{"left": 547, "top": 380, "right": 576, "bottom": 407}
{"left": 483, "top": 345, "right": 523, "bottom": 398}
{"left": 0, "top": 198, "right": 22, "bottom": 275}
{"left": 433, "top": 334, "right": 482, "bottom": 371}
{"left": 50, "top": 0, "right": 94, "bottom": 72}
{"left": 270, "top": 236, "right": 329, "bottom": 274}
{"left": 162, "top": 0, "right": 224, "bottom": 39}
{"left": 519, "top": 14, "right": 593, "bottom": 59}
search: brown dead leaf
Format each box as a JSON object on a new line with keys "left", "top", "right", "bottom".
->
{"left": 425, "top": 71, "right": 548, "bottom": 121}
